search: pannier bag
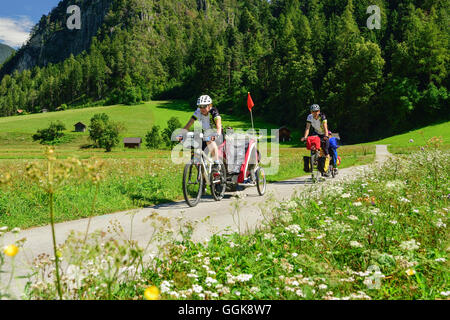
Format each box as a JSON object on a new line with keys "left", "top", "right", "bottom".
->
{"left": 306, "top": 136, "right": 321, "bottom": 151}
{"left": 303, "top": 156, "right": 312, "bottom": 172}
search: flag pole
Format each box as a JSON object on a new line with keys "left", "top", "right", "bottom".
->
{"left": 248, "top": 92, "right": 255, "bottom": 134}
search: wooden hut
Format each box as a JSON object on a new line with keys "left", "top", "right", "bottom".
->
{"left": 74, "top": 122, "right": 87, "bottom": 132}
{"left": 124, "top": 138, "right": 142, "bottom": 149}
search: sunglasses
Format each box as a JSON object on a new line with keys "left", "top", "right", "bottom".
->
{"left": 199, "top": 105, "right": 209, "bottom": 109}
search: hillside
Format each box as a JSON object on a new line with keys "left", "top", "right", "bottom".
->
{"left": 0, "top": 100, "right": 277, "bottom": 159}
{"left": 0, "top": 0, "right": 448, "bottom": 144}
{"left": 0, "top": 43, "right": 14, "bottom": 65}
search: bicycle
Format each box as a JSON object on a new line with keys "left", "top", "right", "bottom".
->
{"left": 180, "top": 132, "right": 227, "bottom": 207}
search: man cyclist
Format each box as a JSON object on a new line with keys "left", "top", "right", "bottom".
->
{"left": 300, "top": 104, "right": 331, "bottom": 176}
{"left": 178, "top": 95, "right": 222, "bottom": 171}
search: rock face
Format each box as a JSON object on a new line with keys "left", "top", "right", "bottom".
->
{"left": 0, "top": 44, "right": 15, "bottom": 65}
{"left": 0, "top": 0, "right": 113, "bottom": 78}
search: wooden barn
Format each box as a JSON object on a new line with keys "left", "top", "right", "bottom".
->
{"left": 124, "top": 137, "right": 142, "bottom": 149}
{"left": 278, "top": 126, "right": 291, "bottom": 142}
{"left": 74, "top": 122, "right": 87, "bottom": 132}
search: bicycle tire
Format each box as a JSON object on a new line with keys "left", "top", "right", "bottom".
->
{"left": 182, "top": 163, "right": 203, "bottom": 207}
{"left": 210, "top": 162, "right": 227, "bottom": 201}
{"left": 256, "top": 167, "right": 267, "bottom": 196}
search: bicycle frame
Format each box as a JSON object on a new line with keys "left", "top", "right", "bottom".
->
{"left": 183, "top": 132, "right": 216, "bottom": 186}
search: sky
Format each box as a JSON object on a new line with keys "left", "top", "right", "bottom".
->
{"left": 0, "top": 0, "right": 61, "bottom": 48}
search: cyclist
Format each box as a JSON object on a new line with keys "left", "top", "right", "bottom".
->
{"left": 300, "top": 104, "right": 331, "bottom": 176}
{"left": 178, "top": 95, "right": 222, "bottom": 171}
{"left": 328, "top": 130, "right": 340, "bottom": 175}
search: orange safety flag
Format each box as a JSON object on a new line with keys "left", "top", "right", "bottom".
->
{"left": 247, "top": 92, "right": 254, "bottom": 112}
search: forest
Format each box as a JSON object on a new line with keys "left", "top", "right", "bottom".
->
{"left": 0, "top": 0, "right": 448, "bottom": 143}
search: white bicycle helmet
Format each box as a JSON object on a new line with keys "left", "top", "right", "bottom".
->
{"left": 197, "top": 95, "right": 212, "bottom": 106}
{"left": 310, "top": 104, "right": 320, "bottom": 112}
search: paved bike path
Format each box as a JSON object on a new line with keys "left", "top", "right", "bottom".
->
{"left": 2, "top": 145, "right": 391, "bottom": 298}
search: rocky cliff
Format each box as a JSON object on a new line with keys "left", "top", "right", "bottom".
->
{"left": 0, "top": 0, "right": 113, "bottom": 78}
{"left": 0, "top": 44, "right": 15, "bottom": 65}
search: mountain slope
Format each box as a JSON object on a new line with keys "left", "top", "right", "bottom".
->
{"left": 0, "top": 0, "right": 113, "bottom": 77}
{"left": 0, "top": 43, "right": 15, "bottom": 65}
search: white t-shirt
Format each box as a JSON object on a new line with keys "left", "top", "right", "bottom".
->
{"left": 307, "top": 113, "right": 327, "bottom": 135}
{"left": 192, "top": 107, "right": 221, "bottom": 130}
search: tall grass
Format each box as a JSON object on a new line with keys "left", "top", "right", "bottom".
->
{"left": 6, "top": 142, "right": 446, "bottom": 300}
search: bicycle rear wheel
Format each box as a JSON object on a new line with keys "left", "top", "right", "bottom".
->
{"left": 210, "top": 162, "right": 227, "bottom": 201}
{"left": 182, "top": 163, "right": 203, "bottom": 207}
{"left": 256, "top": 167, "right": 266, "bottom": 196}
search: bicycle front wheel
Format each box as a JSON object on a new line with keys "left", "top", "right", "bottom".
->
{"left": 182, "top": 163, "right": 203, "bottom": 207}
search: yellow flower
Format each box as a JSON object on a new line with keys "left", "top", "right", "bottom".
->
{"left": 144, "top": 286, "right": 160, "bottom": 300}
{"left": 406, "top": 269, "right": 416, "bottom": 276}
{"left": 3, "top": 244, "right": 19, "bottom": 257}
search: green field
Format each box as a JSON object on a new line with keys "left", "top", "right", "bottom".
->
{"left": 0, "top": 100, "right": 278, "bottom": 159}
{"left": 364, "top": 121, "right": 450, "bottom": 154}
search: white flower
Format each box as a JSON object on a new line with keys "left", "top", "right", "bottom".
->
{"left": 250, "top": 287, "right": 260, "bottom": 294}
{"left": 160, "top": 280, "right": 172, "bottom": 293}
{"left": 412, "top": 209, "right": 419, "bottom": 213}
{"left": 192, "top": 284, "right": 203, "bottom": 293}
{"left": 205, "top": 277, "right": 218, "bottom": 287}
{"left": 235, "top": 290, "right": 241, "bottom": 296}
{"left": 434, "top": 258, "right": 446, "bottom": 262}
{"left": 389, "top": 220, "right": 398, "bottom": 225}
{"left": 399, "top": 197, "right": 411, "bottom": 203}
{"left": 441, "top": 291, "right": 450, "bottom": 297}
{"left": 348, "top": 215, "right": 358, "bottom": 221}
{"left": 264, "top": 233, "right": 276, "bottom": 241}
{"left": 350, "top": 241, "right": 363, "bottom": 248}
{"left": 341, "top": 193, "right": 351, "bottom": 198}
{"left": 296, "top": 289, "right": 305, "bottom": 297}
{"left": 285, "top": 224, "right": 302, "bottom": 234}
{"left": 292, "top": 253, "right": 298, "bottom": 258}
{"left": 352, "top": 202, "right": 362, "bottom": 207}
{"left": 400, "top": 239, "right": 420, "bottom": 251}
{"left": 318, "top": 284, "right": 328, "bottom": 290}
{"left": 435, "top": 219, "right": 446, "bottom": 228}
{"left": 236, "top": 274, "right": 253, "bottom": 282}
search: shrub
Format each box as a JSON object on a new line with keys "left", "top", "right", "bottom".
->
{"left": 162, "top": 117, "right": 182, "bottom": 147}
{"left": 145, "top": 125, "right": 163, "bottom": 149}
{"left": 88, "top": 113, "right": 123, "bottom": 152}
{"left": 32, "top": 121, "right": 66, "bottom": 145}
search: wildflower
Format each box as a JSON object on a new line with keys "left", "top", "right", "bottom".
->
{"left": 348, "top": 215, "right": 358, "bottom": 221}
{"left": 435, "top": 219, "right": 446, "bottom": 228}
{"left": 296, "top": 289, "right": 305, "bottom": 297}
{"left": 352, "top": 202, "right": 362, "bottom": 207}
{"left": 236, "top": 274, "right": 253, "bottom": 282}
{"left": 250, "top": 287, "right": 260, "bottom": 294}
{"left": 409, "top": 139, "right": 414, "bottom": 143}
{"left": 400, "top": 239, "right": 420, "bottom": 251}
{"left": 235, "top": 290, "right": 241, "bottom": 296}
{"left": 3, "top": 244, "right": 19, "bottom": 257}
{"left": 205, "top": 277, "right": 218, "bottom": 287}
{"left": 292, "top": 253, "right": 298, "bottom": 258}
{"left": 341, "top": 193, "right": 351, "bottom": 198}
{"left": 441, "top": 291, "right": 450, "bottom": 297}
{"left": 160, "top": 280, "right": 172, "bottom": 293}
{"left": 318, "top": 284, "right": 328, "bottom": 290}
{"left": 192, "top": 284, "right": 203, "bottom": 294}
{"left": 405, "top": 269, "right": 416, "bottom": 276}
{"left": 350, "top": 241, "right": 363, "bottom": 248}
{"left": 389, "top": 220, "right": 398, "bottom": 225}
{"left": 144, "top": 286, "right": 160, "bottom": 300}
{"left": 434, "top": 258, "right": 446, "bottom": 262}
{"left": 285, "top": 224, "right": 301, "bottom": 234}
{"left": 412, "top": 209, "right": 419, "bottom": 213}
{"left": 398, "top": 197, "right": 410, "bottom": 203}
